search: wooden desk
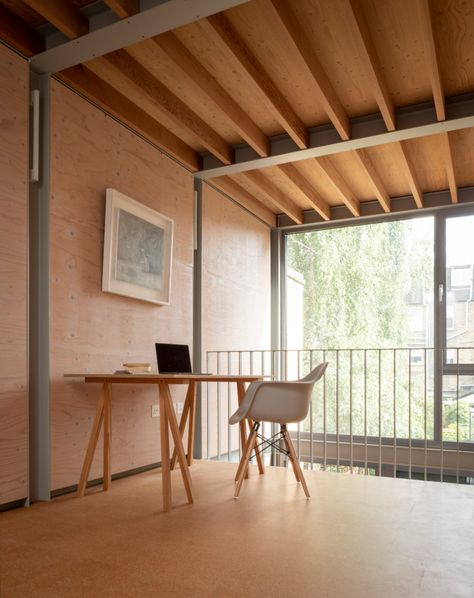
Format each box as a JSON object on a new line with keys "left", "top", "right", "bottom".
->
{"left": 64, "top": 373, "right": 263, "bottom": 511}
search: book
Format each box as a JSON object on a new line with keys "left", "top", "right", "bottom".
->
{"left": 122, "top": 362, "right": 152, "bottom": 374}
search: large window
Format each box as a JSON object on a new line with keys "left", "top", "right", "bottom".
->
{"left": 284, "top": 211, "right": 474, "bottom": 445}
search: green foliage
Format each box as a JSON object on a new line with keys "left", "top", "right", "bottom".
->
{"left": 287, "top": 219, "right": 433, "bottom": 349}
{"left": 287, "top": 218, "right": 437, "bottom": 439}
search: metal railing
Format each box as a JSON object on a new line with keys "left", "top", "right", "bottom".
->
{"left": 201, "top": 348, "right": 474, "bottom": 484}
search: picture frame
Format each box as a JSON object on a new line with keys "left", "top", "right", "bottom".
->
{"left": 102, "top": 188, "right": 174, "bottom": 305}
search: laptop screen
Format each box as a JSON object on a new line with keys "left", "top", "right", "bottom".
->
{"left": 155, "top": 343, "right": 192, "bottom": 374}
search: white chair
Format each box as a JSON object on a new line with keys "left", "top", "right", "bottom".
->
{"left": 229, "top": 362, "right": 328, "bottom": 498}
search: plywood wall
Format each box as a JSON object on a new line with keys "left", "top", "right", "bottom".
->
{"left": 202, "top": 184, "right": 271, "bottom": 354}
{"left": 50, "top": 81, "right": 194, "bottom": 490}
{"left": 0, "top": 45, "right": 29, "bottom": 505}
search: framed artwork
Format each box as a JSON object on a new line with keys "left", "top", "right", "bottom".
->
{"left": 102, "top": 188, "right": 174, "bottom": 305}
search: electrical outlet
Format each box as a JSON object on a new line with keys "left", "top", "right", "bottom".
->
{"left": 175, "top": 402, "right": 184, "bottom": 415}
{"left": 151, "top": 404, "right": 160, "bottom": 418}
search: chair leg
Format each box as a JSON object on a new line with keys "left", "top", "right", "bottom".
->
{"left": 282, "top": 425, "right": 310, "bottom": 498}
{"left": 234, "top": 423, "right": 259, "bottom": 498}
{"left": 281, "top": 426, "right": 301, "bottom": 483}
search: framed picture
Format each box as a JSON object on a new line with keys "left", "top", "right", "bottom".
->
{"left": 102, "top": 188, "right": 174, "bottom": 305}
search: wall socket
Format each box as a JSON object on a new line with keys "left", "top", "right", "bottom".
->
{"left": 151, "top": 404, "right": 160, "bottom": 418}
{"left": 175, "top": 402, "right": 184, "bottom": 415}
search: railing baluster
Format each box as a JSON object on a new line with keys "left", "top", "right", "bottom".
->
{"left": 424, "top": 348, "right": 427, "bottom": 482}
{"left": 336, "top": 350, "right": 340, "bottom": 471}
{"left": 393, "top": 349, "right": 397, "bottom": 479}
{"left": 364, "top": 349, "right": 367, "bottom": 475}
{"left": 227, "top": 352, "right": 231, "bottom": 462}
{"left": 456, "top": 348, "right": 460, "bottom": 484}
{"left": 207, "top": 352, "right": 211, "bottom": 460}
{"left": 217, "top": 352, "right": 221, "bottom": 461}
{"left": 378, "top": 350, "right": 382, "bottom": 477}
{"left": 440, "top": 349, "right": 444, "bottom": 483}
{"left": 408, "top": 348, "right": 412, "bottom": 480}
{"left": 309, "top": 350, "right": 314, "bottom": 470}
{"left": 297, "top": 350, "right": 301, "bottom": 461}
{"left": 238, "top": 351, "right": 243, "bottom": 461}
{"left": 349, "top": 349, "right": 353, "bottom": 474}
{"left": 323, "top": 349, "right": 327, "bottom": 472}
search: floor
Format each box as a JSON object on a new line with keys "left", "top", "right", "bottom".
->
{"left": 1, "top": 461, "right": 473, "bottom": 598}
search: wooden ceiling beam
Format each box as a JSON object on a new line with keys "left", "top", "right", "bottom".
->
{"left": 353, "top": 149, "right": 391, "bottom": 212}
{"left": 239, "top": 171, "right": 304, "bottom": 224}
{"left": 441, "top": 132, "right": 458, "bottom": 203}
{"left": 57, "top": 65, "right": 201, "bottom": 172}
{"left": 211, "top": 177, "right": 276, "bottom": 227}
{"left": 201, "top": 13, "right": 309, "bottom": 150}
{"left": 153, "top": 32, "right": 269, "bottom": 157}
{"left": 313, "top": 157, "right": 361, "bottom": 217}
{"left": 100, "top": 50, "right": 234, "bottom": 165}
{"left": 394, "top": 141, "right": 423, "bottom": 208}
{"left": 22, "top": 0, "right": 88, "bottom": 39}
{"left": 0, "top": 4, "right": 45, "bottom": 56}
{"left": 416, "top": 0, "right": 445, "bottom": 121}
{"left": 269, "top": 0, "right": 350, "bottom": 141}
{"left": 103, "top": 0, "right": 139, "bottom": 19}
{"left": 277, "top": 163, "right": 330, "bottom": 220}
{"left": 346, "top": 0, "right": 395, "bottom": 131}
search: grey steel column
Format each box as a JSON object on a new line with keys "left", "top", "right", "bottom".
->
{"left": 193, "top": 178, "right": 203, "bottom": 459}
{"left": 271, "top": 227, "right": 282, "bottom": 352}
{"left": 270, "top": 227, "right": 282, "bottom": 465}
{"left": 28, "top": 72, "right": 51, "bottom": 501}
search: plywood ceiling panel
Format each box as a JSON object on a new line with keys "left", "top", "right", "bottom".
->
{"left": 432, "top": 0, "right": 474, "bottom": 96}
{"left": 126, "top": 40, "right": 243, "bottom": 145}
{"left": 229, "top": 172, "right": 279, "bottom": 212}
{"left": 84, "top": 55, "right": 208, "bottom": 153}
{"left": 222, "top": 0, "right": 333, "bottom": 126}
{"left": 449, "top": 127, "right": 474, "bottom": 188}
{"left": 364, "top": 0, "right": 432, "bottom": 108}
{"left": 403, "top": 134, "right": 449, "bottom": 193}
{"left": 173, "top": 22, "right": 283, "bottom": 137}
{"left": 321, "top": 152, "right": 377, "bottom": 202}
{"left": 259, "top": 166, "right": 315, "bottom": 211}
{"left": 361, "top": 142, "right": 412, "bottom": 198}
{"left": 292, "top": 159, "right": 347, "bottom": 207}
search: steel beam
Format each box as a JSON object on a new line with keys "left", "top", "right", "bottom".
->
{"left": 276, "top": 186, "right": 474, "bottom": 228}
{"left": 197, "top": 94, "right": 474, "bottom": 178}
{"left": 30, "top": 0, "right": 250, "bottom": 74}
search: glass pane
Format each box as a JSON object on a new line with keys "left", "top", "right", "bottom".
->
{"left": 286, "top": 217, "right": 434, "bottom": 349}
{"left": 443, "top": 375, "right": 474, "bottom": 442}
{"left": 446, "top": 215, "right": 474, "bottom": 363}
{"left": 286, "top": 217, "right": 435, "bottom": 440}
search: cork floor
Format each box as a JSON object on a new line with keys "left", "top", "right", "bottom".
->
{"left": 1, "top": 461, "right": 473, "bottom": 598}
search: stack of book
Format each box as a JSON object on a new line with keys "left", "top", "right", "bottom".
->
{"left": 122, "top": 362, "right": 152, "bottom": 374}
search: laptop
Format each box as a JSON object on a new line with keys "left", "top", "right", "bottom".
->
{"left": 155, "top": 343, "right": 210, "bottom": 375}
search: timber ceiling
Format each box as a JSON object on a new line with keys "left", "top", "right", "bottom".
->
{"left": 1, "top": 0, "right": 474, "bottom": 227}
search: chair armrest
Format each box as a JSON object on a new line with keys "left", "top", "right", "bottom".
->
{"left": 229, "top": 380, "right": 310, "bottom": 424}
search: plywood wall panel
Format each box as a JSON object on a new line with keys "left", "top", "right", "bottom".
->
{"left": 50, "top": 81, "right": 194, "bottom": 490}
{"left": 0, "top": 45, "right": 28, "bottom": 505}
{"left": 202, "top": 183, "right": 271, "bottom": 354}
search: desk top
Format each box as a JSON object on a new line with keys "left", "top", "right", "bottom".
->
{"left": 64, "top": 373, "right": 262, "bottom": 383}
